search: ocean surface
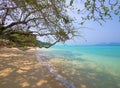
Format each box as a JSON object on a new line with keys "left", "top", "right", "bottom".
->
{"left": 38, "top": 45, "right": 120, "bottom": 88}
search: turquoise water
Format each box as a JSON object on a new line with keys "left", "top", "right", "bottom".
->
{"left": 39, "top": 45, "right": 120, "bottom": 88}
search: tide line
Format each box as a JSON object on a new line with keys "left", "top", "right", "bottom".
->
{"left": 35, "top": 50, "right": 76, "bottom": 88}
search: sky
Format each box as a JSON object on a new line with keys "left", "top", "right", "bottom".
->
{"left": 64, "top": 0, "right": 120, "bottom": 45}
{"left": 66, "top": 17, "right": 120, "bottom": 45}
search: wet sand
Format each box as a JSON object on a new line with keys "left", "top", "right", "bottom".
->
{"left": 0, "top": 47, "right": 65, "bottom": 88}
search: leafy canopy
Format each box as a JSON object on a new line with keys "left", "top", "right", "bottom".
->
{"left": 0, "top": 0, "right": 120, "bottom": 47}
{"left": 69, "top": 0, "right": 120, "bottom": 24}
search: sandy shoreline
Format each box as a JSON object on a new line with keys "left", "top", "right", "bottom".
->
{"left": 0, "top": 47, "right": 65, "bottom": 88}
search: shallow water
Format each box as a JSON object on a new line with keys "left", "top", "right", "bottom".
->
{"left": 38, "top": 45, "right": 120, "bottom": 88}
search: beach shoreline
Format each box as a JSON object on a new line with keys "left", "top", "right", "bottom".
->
{"left": 0, "top": 47, "right": 65, "bottom": 88}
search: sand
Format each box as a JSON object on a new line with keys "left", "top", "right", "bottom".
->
{"left": 0, "top": 47, "right": 65, "bottom": 88}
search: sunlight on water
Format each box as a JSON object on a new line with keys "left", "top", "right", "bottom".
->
{"left": 38, "top": 46, "right": 120, "bottom": 88}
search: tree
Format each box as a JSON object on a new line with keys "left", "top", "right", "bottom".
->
{"left": 0, "top": 0, "right": 76, "bottom": 47}
{"left": 0, "top": 0, "right": 120, "bottom": 47}
{"left": 69, "top": 0, "right": 120, "bottom": 25}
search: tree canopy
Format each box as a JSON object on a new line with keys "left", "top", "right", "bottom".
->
{"left": 69, "top": 0, "right": 120, "bottom": 24}
{"left": 0, "top": 0, "right": 120, "bottom": 47}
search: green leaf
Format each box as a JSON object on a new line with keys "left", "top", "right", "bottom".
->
{"left": 80, "top": 22, "right": 84, "bottom": 25}
{"left": 104, "top": 7, "right": 109, "bottom": 12}
{"left": 103, "top": 7, "right": 109, "bottom": 16}
{"left": 119, "top": 6, "right": 120, "bottom": 9}
{"left": 70, "top": 0, "right": 74, "bottom": 6}
{"left": 114, "top": 10, "right": 119, "bottom": 15}
{"left": 77, "top": 9, "right": 80, "bottom": 12}
{"left": 92, "top": 9, "right": 94, "bottom": 14}
{"left": 77, "top": 9, "right": 80, "bottom": 14}
{"left": 111, "top": 6, "right": 113, "bottom": 10}
{"left": 102, "top": 0, "right": 105, "bottom": 2}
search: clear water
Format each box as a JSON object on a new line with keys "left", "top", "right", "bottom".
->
{"left": 38, "top": 45, "right": 120, "bottom": 88}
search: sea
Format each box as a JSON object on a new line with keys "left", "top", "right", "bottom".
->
{"left": 38, "top": 45, "right": 120, "bottom": 88}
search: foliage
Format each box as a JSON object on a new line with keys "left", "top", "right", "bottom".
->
{"left": 36, "top": 41, "right": 52, "bottom": 48}
{"left": 0, "top": 30, "right": 52, "bottom": 47}
{"left": 0, "top": 31, "right": 37, "bottom": 47}
{"left": 69, "top": 0, "right": 120, "bottom": 24}
{"left": 0, "top": 0, "right": 75, "bottom": 47}
{"left": 0, "top": 0, "right": 120, "bottom": 47}
{"left": 8, "top": 33, "right": 37, "bottom": 47}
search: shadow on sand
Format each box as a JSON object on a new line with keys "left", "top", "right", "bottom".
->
{"left": 0, "top": 48, "right": 65, "bottom": 88}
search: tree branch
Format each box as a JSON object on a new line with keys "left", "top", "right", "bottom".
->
{"left": 4, "top": 21, "right": 27, "bottom": 29}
